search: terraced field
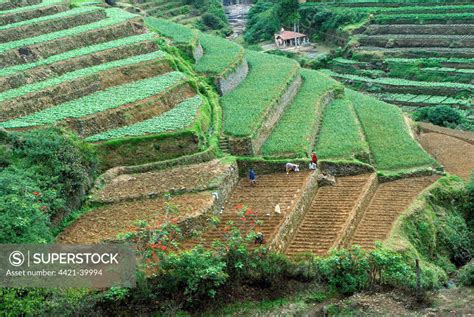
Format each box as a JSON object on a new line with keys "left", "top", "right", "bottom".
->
{"left": 262, "top": 69, "right": 341, "bottom": 157}
{"left": 321, "top": 1, "right": 474, "bottom": 117}
{"left": 285, "top": 173, "right": 376, "bottom": 257}
{"left": 184, "top": 172, "right": 313, "bottom": 249}
{"left": 130, "top": 0, "right": 197, "bottom": 27}
{"left": 0, "top": 2, "right": 210, "bottom": 169}
{"left": 347, "top": 175, "right": 439, "bottom": 249}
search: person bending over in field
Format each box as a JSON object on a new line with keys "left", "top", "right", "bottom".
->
{"left": 249, "top": 168, "right": 257, "bottom": 186}
{"left": 286, "top": 163, "right": 300, "bottom": 174}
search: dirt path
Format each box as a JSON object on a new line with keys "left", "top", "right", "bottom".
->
{"left": 419, "top": 132, "right": 474, "bottom": 181}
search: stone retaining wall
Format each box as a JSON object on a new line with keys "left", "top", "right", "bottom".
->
{"left": 215, "top": 58, "right": 248, "bottom": 96}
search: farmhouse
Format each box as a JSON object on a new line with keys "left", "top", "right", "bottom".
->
{"left": 274, "top": 29, "right": 309, "bottom": 47}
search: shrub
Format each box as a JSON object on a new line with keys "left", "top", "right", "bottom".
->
{"left": 413, "top": 105, "right": 465, "bottom": 128}
{"left": 201, "top": 12, "right": 226, "bottom": 30}
{"left": 0, "top": 128, "right": 97, "bottom": 243}
{"left": 458, "top": 262, "right": 474, "bottom": 286}
{"left": 319, "top": 247, "right": 370, "bottom": 295}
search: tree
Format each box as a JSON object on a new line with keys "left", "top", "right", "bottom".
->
{"left": 276, "top": 0, "right": 300, "bottom": 28}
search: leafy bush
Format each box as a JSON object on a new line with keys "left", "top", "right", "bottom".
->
{"left": 458, "top": 262, "right": 474, "bottom": 286}
{"left": 0, "top": 128, "right": 97, "bottom": 243}
{"left": 413, "top": 105, "right": 465, "bottom": 128}
{"left": 201, "top": 12, "right": 226, "bottom": 30}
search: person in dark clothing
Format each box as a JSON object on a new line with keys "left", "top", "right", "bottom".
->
{"left": 249, "top": 168, "right": 256, "bottom": 186}
{"left": 255, "top": 232, "right": 264, "bottom": 245}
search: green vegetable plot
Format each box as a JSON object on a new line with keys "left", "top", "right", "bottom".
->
{"left": 0, "top": 6, "right": 102, "bottom": 30}
{"left": 86, "top": 95, "right": 203, "bottom": 141}
{"left": 0, "top": 8, "right": 136, "bottom": 52}
{"left": 315, "top": 96, "right": 369, "bottom": 161}
{"left": 221, "top": 50, "right": 300, "bottom": 137}
{"left": 0, "top": 71, "right": 187, "bottom": 128}
{"left": 0, "top": 33, "right": 158, "bottom": 77}
{"left": 0, "top": 0, "right": 63, "bottom": 15}
{"left": 262, "top": 69, "right": 340, "bottom": 157}
{"left": 195, "top": 33, "right": 244, "bottom": 76}
{"left": 348, "top": 90, "right": 435, "bottom": 171}
{"left": 0, "top": 50, "right": 167, "bottom": 102}
{"left": 145, "top": 17, "right": 197, "bottom": 45}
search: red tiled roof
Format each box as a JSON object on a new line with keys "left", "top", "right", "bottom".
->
{"left": 276, "top": 30, "right": 307, "bottom": 40}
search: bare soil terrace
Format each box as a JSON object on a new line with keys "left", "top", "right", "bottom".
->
{"left": 58, "top": 192, "right": 214, "bottom": 244}
{"left": 93, "top": 159, "right": 235, "bottom": 203}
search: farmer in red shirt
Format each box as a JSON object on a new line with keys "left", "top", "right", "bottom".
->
{"left": 310, "top": 152, "right": 318, "bottom": 170}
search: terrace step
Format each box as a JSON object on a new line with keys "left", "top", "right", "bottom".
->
{"left": 365, "top": 24, "right": 474, "bottom": 36}
{"left": 358, "top": 34, "right": 474, "bottom": 48}
{"left": 355, "top": 46, "right": 474, "bottom": 58}
{"left": 0, "top": 71, "right": 188, "bottom": 131}
{"left": 285, "top": 173, "right": 376, "bottom": 257}
{"left": 0, "top": 51, "right": 172, "bottom": 121}
{"left": 346, "top": 176, "right": 439, "bottom": 249}
{"left": 325, "top": 70, "right": 474, "bottom": 98}
{"left": 182, "top": 172, "right": 313, "bottom": 250}
{"left": 380, "top": 93, "right": 472, "bottom": 110}
{"left": 0, "top": 36, "right": 159, "bottom": 92}
{"left": 0, "top": 9, "right": 145, "bottom": 68}
{"left": 219, "top": 136, "right": 231, "bottom": 154}
{"left": 0, "top": 7, "right": 107, "bottom": 43}
{"left": 0, "top": 1, "right": 68, "bottom": 26}
{"left": 0, "top": 0, "right": 40, "bottom": 11}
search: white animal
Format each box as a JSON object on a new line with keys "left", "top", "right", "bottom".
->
{"left": 275, "top": 204, "right": 281, "bottom": 214}
{"left": 285, "top": 163, "right": 300, "bottom": 174}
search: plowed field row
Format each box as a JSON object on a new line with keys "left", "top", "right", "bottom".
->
{"left": 348, "top": 176, "right": 439, "bottom": 249}
{"left": 285, "top": 173, "right": 375, "bottom": 257}
{"left": 183, "top": 172, "right": 313, "bottom": 249}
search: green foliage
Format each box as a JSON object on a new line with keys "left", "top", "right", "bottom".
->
{"left": 299, "top": 5, "right": 367, "bottom": 39}
{"left": 315, "top": 95, "right": 370, "bottom": 161}
{"left": 399, "top": 176, "right": 473, "bottom": 270}
{"left": 1, "top": 72, "right": 187, "bottom": 128}
{"left": 244, "top": 1, "right": 280, "bottom": 43}
{"left": 0, "top": 128, "right": 97, "bottom": 243}
{"left": 195, "top": 33, "right": 244, "bottom": 76}
{"left": 276, "top": 0, "right": 300, "bottom": 27}
{"left": 221, "top": 50, "right": 300, "bottom": 137}
{"left": 86, "top": 96, "right": 203, "bottom": 141}
{"left": 0, "top": 9, "right": 136, "bottom": 53}
{"left": 145, "top": 17, "right": 197, "bottom": 45}
{"left": 347, "top": 89, "right": 435, "bottom": 171}
{"left": 0, "top": 33, "right": 158, "bottom": 77}
{"left": 458, "top": 262, "right": 474, "bottom": 286}
{"left": 262, "top": 69, "right": 341, "bottom": 157}
{"left": 319, "top": 247, "right": 369, "bottom": 294}
{"left": 413, "top": 105, "right": 466, "bottom": 128}
{"left": 0, "top": 50, "right": 167, "bottom": 103}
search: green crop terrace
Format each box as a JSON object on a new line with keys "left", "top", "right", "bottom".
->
{"left": 315, "top": 96, "right": 370, "bottom": 161}
{"left": 0, "top": 33, "right": 158, "bottom": 77}
{"left": 145, "top": 17, "right": 197, "bottom": 46}
{"left": 86, "top": 95, "right": 204, "bottom": 141}
{"left": 195, "top": 33, "right": 244, "bottom": 77}
{"left": 221, "top": 50, "right": 300, "bottom": 137}
{"left": 0, "top": 8, "right": 136, "bottom": 52}
{"left": 0, "top": 50, "right": 167, "bottom": 102}
{"left": 0, "top": 72, "right": 187, "bottom": 128}
{"left": 347, "top": 90, "right": 436, "bottom": 171}
{"left": 262, "top": 70, "right": 341, "bottom": 157}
